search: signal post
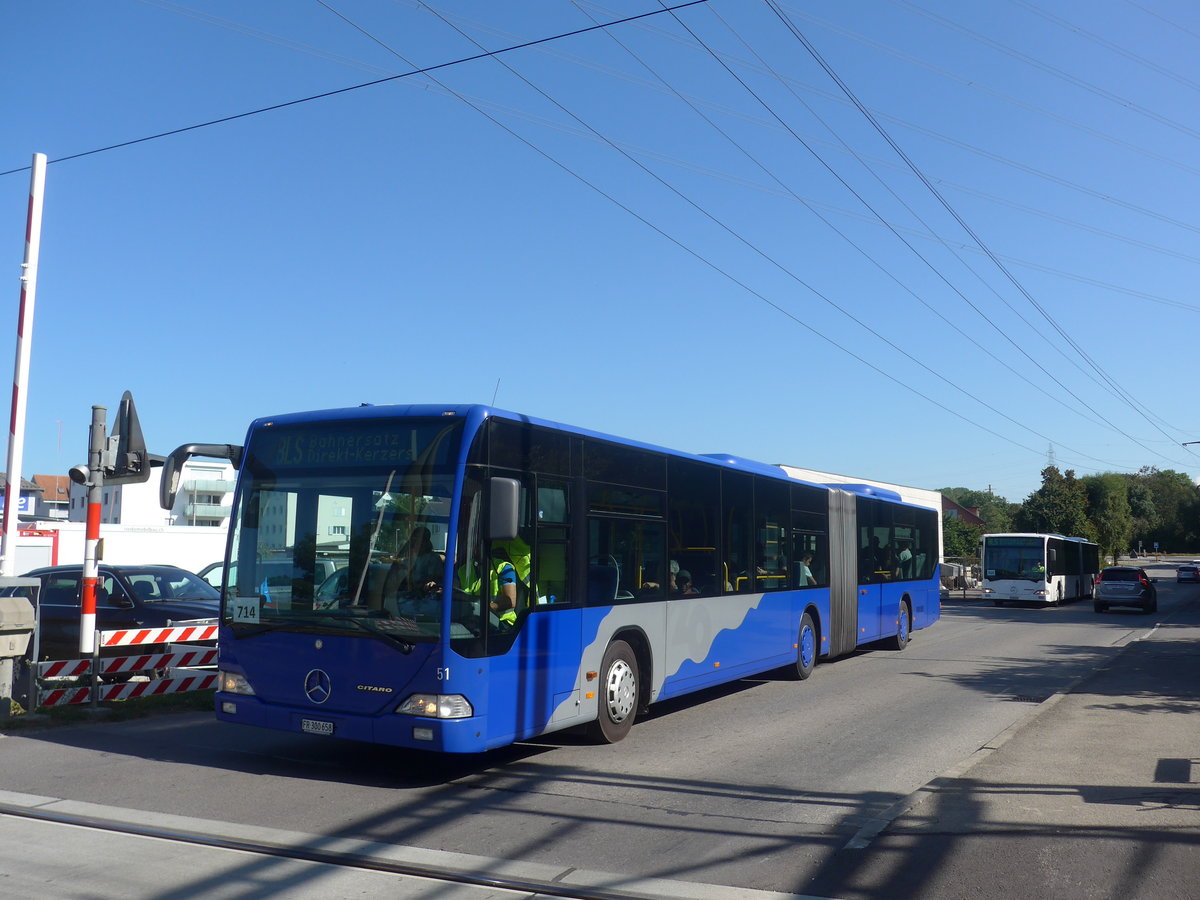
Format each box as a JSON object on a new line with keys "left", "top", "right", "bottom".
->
{"left": 67, "top": 393, "right": 159, "bottom": 683}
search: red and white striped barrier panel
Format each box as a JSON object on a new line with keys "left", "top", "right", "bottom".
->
{"left": 36, "top": 658, "right": 95, "bottom": 679}
{"left": 99, "top": 624, "right": 218, "bottom": 648}
{"left": 38, "top": 648, "right": 218, "bottom": 679}
{"left": 100, "top": 647, "right": 218, "bottom": 674}
{"left": 38, "top": 672, "right": 218, "bottom": 708}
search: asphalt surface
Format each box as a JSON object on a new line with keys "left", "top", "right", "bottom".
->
{"left": 807, "top": 574, "right": 1200, "bottom": 900}
{"left": 2, "top": 568, "right": 1197, "bottom": 900}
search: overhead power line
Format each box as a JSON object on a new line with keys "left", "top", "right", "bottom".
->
{"left": 893, "top": 0, "right": 1200, "bottom": 144}
{"left": 303, "top": 0, "right": 1075, "bottom": 462}
{"left": 765, "top": 0, "right": 1194, "bottom": 466}
{"left": 0, "top": 0, "right": 711, "bottom": 178}
{"left": 120, "top": 0, "right": 1200, "bottom": 306}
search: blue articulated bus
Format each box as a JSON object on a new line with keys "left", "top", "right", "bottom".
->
{"left": 161, "top": 404, "right": 940, "bottom": 753}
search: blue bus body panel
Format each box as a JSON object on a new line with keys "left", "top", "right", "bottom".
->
{"left": 472, "top": 607, "right": 585, "bottom": 749}
{"left": 659, "top": 591, "right": 807, "bottom": 697}
{"left": 217, "top": 628, "right": 433, "bottom": 712}
{"left": 217, "top": 574, "right": 938, "bottom": 753}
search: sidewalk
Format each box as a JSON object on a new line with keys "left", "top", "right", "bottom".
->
{"left": 810, "top": 595, "right": 1200, "bottom": 899}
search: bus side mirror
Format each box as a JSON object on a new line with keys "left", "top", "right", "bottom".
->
{"left": 488, "top": 477, "right": 520, "bottom": 542}
{"left": 159, "top": 443, "right": 244, "bottom": 510}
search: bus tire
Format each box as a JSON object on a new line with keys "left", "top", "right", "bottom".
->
{"left": 888, "top": 600, "right": 911, "bottom": 651}
{"left": 790, "top": 612, "right": 817, "bottom": 680}
{"left": 588, "top": 640, "right": 638, "bottom": 744}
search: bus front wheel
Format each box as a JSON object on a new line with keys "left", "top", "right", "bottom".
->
{"left": 588, "top": 640, "right": 639, "bottom": 744}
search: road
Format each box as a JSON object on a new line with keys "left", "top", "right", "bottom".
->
{"left": 0, "top": 565, "right": 1185, "bottom": 898}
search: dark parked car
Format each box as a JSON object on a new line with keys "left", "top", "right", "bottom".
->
{"left": 1093, "top": 566, "right": 1157, "bottom": 614}
{"left": 198, "top": 558, "right": 340, "bottom": 592}
{"left": 2, "top": 564, "right": 219, "bottom": 661}
{"left": 1176, "top": 565, "right": 1199, "bottom": 583}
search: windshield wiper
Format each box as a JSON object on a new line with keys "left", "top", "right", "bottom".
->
{"left": 333, "top": 615, "right": 417, "bottom": 654}
{"left": 231, "top": 609, "right": 420, "bottom": 653}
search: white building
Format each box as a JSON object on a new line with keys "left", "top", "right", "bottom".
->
{"left": 32, "top": 474, "right": 70, "bottom": 520}
{"left": 69, "top": 459, "right": 235, "bottom": 529}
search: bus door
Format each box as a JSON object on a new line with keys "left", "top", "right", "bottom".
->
{"left": 483, "top": 476, "right": 582, "bottom": 743}
{"left": 856, "top": 500, "right": 890, "bottom": 643}
{"left": 857, "top": 582, "right": 883, "bottom": 643}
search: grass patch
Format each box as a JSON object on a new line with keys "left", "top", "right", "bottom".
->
{"left": 2, "top": 689, "right": 215, "bottom": 731}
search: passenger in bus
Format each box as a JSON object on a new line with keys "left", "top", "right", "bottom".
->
{"left": 675, "top": 570, "right": 699, "bottom": 596}
{"left": 797, "top": 552, "right": 816, "bottom": 587}
{"left": 637, "top": 561, "right": 671, "bottom": 595}
{"left": 879, "top": 542, "right": 899, "bottom": 579}
{"left": 861, "top": 536, "right": 883, "bottom": 580}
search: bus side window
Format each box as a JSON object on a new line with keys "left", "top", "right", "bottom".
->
{"left": 791, "top": 484, "right": 829, "bottom": 589}
{"left": 668, "top": 458, "right": 719, "bottom": 596}
{"left": 587, "top": 518, "right": 665, "bottom": 602}
{"left": 723, "top": 471, "right": 753, "bottom": 593}
{"left": 535, "top": 480, "right": 571, "bottom": 604}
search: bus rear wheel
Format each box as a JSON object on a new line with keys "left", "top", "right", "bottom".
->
{"left": 588, "top": 640, "right": 639, "bottom": 744}
{"left": 888, "top": 600, "right": 911, "bottom": 651}
{"left": 789, "top": 612, "right": 817, "bottom": 680}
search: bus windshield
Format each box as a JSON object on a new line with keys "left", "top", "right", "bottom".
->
{"left": 984, "top": 537, "right": 1045, "bottom": 581}
{"left": 226, "top": 418, "right": 465, "bottom": 643}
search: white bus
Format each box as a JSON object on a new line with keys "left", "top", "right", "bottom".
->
{"left": 980, "top": 533, "right": 1100, "bottom": 606}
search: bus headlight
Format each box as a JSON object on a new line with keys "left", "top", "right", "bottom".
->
{"left": 219, "top": 670, "right": 256, "bottom": 696}
{"left": 396, "top": 693, "right": 473, "bottom": 719}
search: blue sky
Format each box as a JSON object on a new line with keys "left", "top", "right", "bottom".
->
{"left": 3, "top": 0, "right": 1198, "bottom": 504}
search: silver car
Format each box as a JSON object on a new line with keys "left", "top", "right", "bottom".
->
{"left": 1093, "top": 566, "right": 1157, "bottom": 614}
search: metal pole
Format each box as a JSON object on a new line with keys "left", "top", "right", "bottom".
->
{"left": 1, "top": 153, "right": 47, "bottom": 577}
{"left": 80, "top": 407, "right": 107, "bottom": 709}
{"left": 80, "top": 406, "right": 105, "bottom": 659}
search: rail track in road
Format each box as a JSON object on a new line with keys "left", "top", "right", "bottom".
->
{"left": 0, "top": 792, "right": 801, "bottom": 900}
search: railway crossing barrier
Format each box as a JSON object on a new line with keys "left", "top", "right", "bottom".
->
{"left": 30, "top": 622, "right": 218, "bottom": 709}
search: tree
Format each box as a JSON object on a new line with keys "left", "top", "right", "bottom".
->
{"left": 940, "top": 487, "right": 1017, "bottom": 533}
{"left": 1131, "top": 467, "right": 1200, "bottom": 552}
{"left": 1125, "top": 477, "right": 1158, "bottom": 549}
{"left": 1015, "top": 466, "right": 1095, "bottom": 539}
{"left": 1084, "top": 474, "right": 1132, "bottom": 564}
{"left": 942, "top": 512, "right": 981, "bottom": 557}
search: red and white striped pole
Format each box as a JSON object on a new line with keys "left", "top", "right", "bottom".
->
{"left": 79, "top": 406, "right": 106, "bottom": 655}
{"left": 1, "top": 153, "right": 47, "bottom": 577}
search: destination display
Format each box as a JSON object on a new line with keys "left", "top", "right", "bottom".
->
{"left": 250, "top": 420, "right": 462, "bottom": 470}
